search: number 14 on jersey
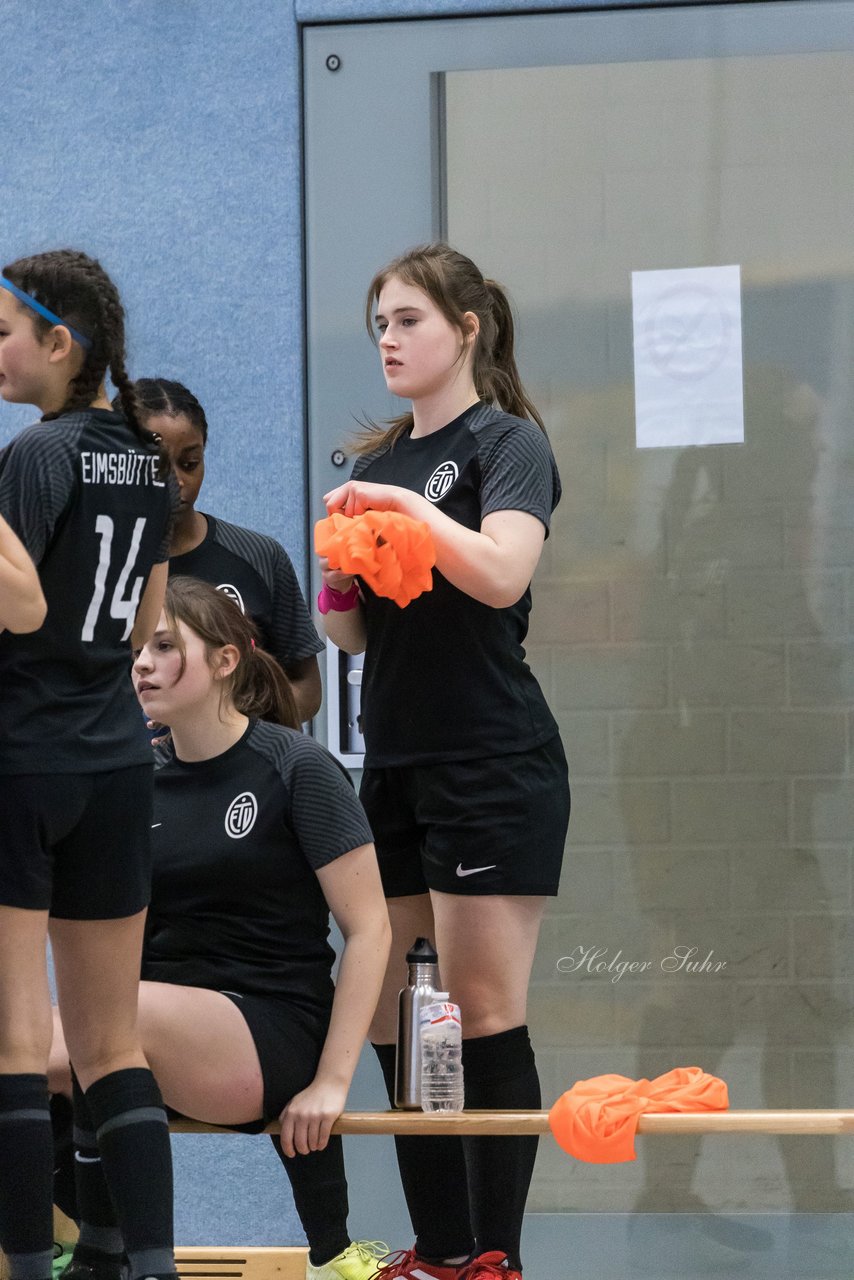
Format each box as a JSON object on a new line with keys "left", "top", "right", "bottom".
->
{"left": 82, "top": 515, "right": 147, "bottom": 642}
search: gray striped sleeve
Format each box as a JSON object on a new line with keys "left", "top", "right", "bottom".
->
{"left": 350, "top": 442, "right": 390, "bottom": 479}
{"left": 471, "top": 407, "right": 561, "bottom": 532}
{"left": 213, "top": 518, "right": 280, "bottom": 586}
{"left": 0, "top": 419, "right": 82, "bottom": 563}
{"left": 248, "top": 722, "right": 373, "bottom": 869}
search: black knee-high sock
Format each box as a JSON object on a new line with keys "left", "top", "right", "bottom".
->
{"left": 461, "top": 1027, "right": 540, "bottom": 1271}
{"left": 0, "top": 1073, "right": 54, "bottom": 1280}
{"left": 84, "top": 1069, "right": 176, "bottom": 1280}
{"left": 269, "top": 1134, "right": 350, "bottom": 1266}
{"left": 51, "top": 1093, "right": 79, "bottom": 1225}
{"left": 372, "top": 1042, "right": 473, "bottom": 1264}
{"left": 70, "top": 1074, "right": 124, "bottom": 1270}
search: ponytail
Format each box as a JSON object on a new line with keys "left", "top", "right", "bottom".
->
{"left": 164, "top": 576, "right": 300, "bottom": 730}
{"left": 231, "top": 641, "right": 300, "bottom": 730}
{"left": 352, "top": 242, "right": 545, "bottom": 454}
{"left": 480, "top": 279, "right": 545, "bottom": 432}
{"left": 2, "top": 249, "right": 169, "bottom": 478}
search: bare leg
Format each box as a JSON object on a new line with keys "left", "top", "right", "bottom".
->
{"left": 368, "top": 894, "right": 437, "bottom": 1043}
{"left": 50, "top": 982, "right": 264, "bottom": 1123}
{"left": 50, "top": 915, "right": 149, "bottom": 1088}
{"left": 0, "top": 905, "right": 52, "bottom": 1071}
{"left": 48, "top": 1006, "right": 72, "bottom": 1095}
{"left": 137, "top": 983, "right": 264, "bottom": 1123}
{"left": 429, "top": 892, "right": 546, "bottom": 1035}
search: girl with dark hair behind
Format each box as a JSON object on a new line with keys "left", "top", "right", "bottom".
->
{"left": 122, "top": 378, "right": 323, "bottom": 722}
{"left": 0, "top": 250, "right": 179, "bottom": 1280}
{"left": 318, "top": 244, "right": 570, "bottom": 1280}
{"left": 50, "top": 577, "right": 392, "bottom": 1280}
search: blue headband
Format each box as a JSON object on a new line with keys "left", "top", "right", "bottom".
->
{"left": 0, "top": 275, "right": 93, "bottom": 351}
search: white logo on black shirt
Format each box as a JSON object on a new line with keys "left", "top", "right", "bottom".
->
{"left": 424, "top": 461, "right": 458, "bottom": 503}
{"left": 225, "top": 792, "right": 257, "bottom": 839}
{"left": 217, "top": 583, "right": 245, "bottom": 613}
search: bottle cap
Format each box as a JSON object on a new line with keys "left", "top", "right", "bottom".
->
{"left": 406, "top": 937, "right": 438, "bottom": 964}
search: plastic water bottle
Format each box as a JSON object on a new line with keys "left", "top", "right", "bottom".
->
{"left": 395, "top": 937, "right": 440, "bottom": 1110}
{"left": 419, "top": 996, "right": 464, "bottom": 1113}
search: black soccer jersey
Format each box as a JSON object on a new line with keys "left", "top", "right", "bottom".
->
{"left": 169, "top": 514, "right": 322, "bottom": 670}
{"left": 351, "top": 403, "right": 561, "bottom": 766}
{"left": 143, "top": 719, "right": 373, "bottom": 1012}
{"left": 0, "top": 410, "right": 177, "bottom": 774}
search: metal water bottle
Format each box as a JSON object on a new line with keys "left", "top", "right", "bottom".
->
{"left": 394, "top": 936, "right": 440, "bottom": 1109}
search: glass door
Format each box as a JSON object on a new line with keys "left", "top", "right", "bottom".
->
{"left": 303, "top": 1, "right": 854, "bottom": 1219}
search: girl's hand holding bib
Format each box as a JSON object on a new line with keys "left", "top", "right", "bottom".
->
{"left": 314, "top": 508, "right": 435, "bottom": 608}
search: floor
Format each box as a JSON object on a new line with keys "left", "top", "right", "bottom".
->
{"left": 521, "top": 1212, "right": 854, "bottom": 1279}
{"left": 170, "top": 1133, "right": 854, "bottom": 1279}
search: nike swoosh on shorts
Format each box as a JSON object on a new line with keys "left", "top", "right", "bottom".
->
{"left": 455, "top": 863, "right": 497, "bottom": 877}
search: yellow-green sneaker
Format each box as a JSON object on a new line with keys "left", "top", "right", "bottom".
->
{"left": 306, "top": 1240, "right": 389, "bottom": 1280}
{"left": 52, "top": 1243, "right": 75, "bottom": 1280}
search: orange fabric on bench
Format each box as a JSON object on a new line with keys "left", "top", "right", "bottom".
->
{"left": 549, "top": 1067, "right": 729, "bottom": 1163}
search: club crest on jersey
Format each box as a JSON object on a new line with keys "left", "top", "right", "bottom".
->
{"left": 225, "top": 792, "right": 257, "bottom": 839}
{"left": 217, "top": 583, "right": 245, "bottom": 613}
{"left": 424, "top": 461, "right": 458, "bottom": 503}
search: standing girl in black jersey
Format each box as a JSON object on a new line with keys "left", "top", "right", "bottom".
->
{"left": 0, "top": 251, "right": 179, "bottom": 1280}
{"left": 121, "top": 378, "right": 323, "bottom": 721}
{"left": 318, "top": 244, "right": 570, "bottom": 1280}
{"left": 49, "top": 576, "right": 391, "bottom": 1280}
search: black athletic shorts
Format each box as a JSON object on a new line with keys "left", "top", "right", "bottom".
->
{"left": 360, "top": 734, "right": 570, "bottom": 899}
{"left": 220, "top": 992, "right": 331, "bottom": 1126}
{"left": 0, "top": 764, "right": 154, "bottom": 919}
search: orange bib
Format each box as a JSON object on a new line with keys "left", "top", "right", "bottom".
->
{"left": 548, "top": 1067, "right": 729, "bottom": 1163}
{"left": 314, "top": 510, "right": 436, "bottom": 609}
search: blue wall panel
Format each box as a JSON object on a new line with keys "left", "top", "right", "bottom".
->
{"left": 0, "top": 0, "right": 306, "bottom": 570}
{"left": 1, "top": 0, "right": 309, "bottom": 1246}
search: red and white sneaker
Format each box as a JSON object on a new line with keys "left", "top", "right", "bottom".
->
{"left": 459, "top": 1253, "right": 522, "bottom": 1280}
{"left": 373, "top": 1249, "right": 470, "bottom": 1280}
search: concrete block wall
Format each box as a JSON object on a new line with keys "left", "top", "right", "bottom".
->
{"left": 527, "top": 398, "right": 854, "bottom": 1209}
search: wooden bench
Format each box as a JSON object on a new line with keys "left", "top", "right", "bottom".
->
{"left": 174, "top": 1108, "right": 854, "bottom": 1136}
{"left": 4, "top": 1111, "right": 854, "bottom": 1280}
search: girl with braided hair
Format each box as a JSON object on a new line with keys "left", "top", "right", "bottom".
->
{"left": 0, "top": 250, "right": 180, "bottom": 1280}
{"left": 120, "top": 378, "right": 323, "bottom": 722}
{"left": 318, "top": 244, "right": 570, "bottom": 1280}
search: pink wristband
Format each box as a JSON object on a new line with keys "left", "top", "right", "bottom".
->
{"left": 317, "top": 581, "right": 360, "bottom": 615}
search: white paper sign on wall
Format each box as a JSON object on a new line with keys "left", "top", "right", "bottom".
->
{"left": 631, "top": 264, "right": 745, "bottom": 450}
